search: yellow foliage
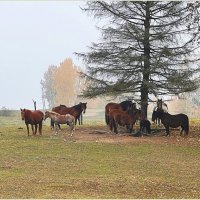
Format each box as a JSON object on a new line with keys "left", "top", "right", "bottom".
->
{"left": 53, "top": 58, "right": 82, "bottom": 106}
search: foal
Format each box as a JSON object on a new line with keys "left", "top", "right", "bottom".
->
{"left": 44, "top": 111, "right": 75, "bottom": 137}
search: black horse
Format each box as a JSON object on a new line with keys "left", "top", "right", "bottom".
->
{"left": 152, "top": 109, "right": 189, "bottom": 136}
{"left": 140, "top": 119, "right": 151, "bottom": 135}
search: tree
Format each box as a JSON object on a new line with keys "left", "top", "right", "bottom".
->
{"left": 41, "top": 58, "right": 84, "bottom": 108}
{"left": 40, "top": 65, "right": 57, "bottom": 108}
{"left": 77, "top": 1, "right": 200, "bottom": 117}
{"left": 53, "top": 58, "right": 82, "bottom": 106}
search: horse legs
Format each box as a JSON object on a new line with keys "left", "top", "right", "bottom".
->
{"left": 39, "top": 122, "right": 42, "bottom": 135}
{"left": 109, "top": 118, "right": 114, "bottom": 133}
{"left": 113, "top": 119, "right": 118, "bottom": 134}
{"left": 69, "top": 122, "right": 75, "bottom": 137}
{"left": 80, "top": 113, "right": 83, "bottom": 125}
{"left": 50, "top": 119, "right": 54, "bottom": 130}
{"left": 129, "top": 122, "right": 134, "bottom": 134}
{"left": 34, "top": 124, "right": 38, "bottom": 135}
{"left": 75, "top": 117, "right": 78, "bottom": 126}
{"left": 31, "top": 124, "right": 35, "bottom": 135}
{"left": 26, "top": 123, "right": 30, "bottom": 136}
{"left": 165, "top": 125, "right": 170, "bottom": 136}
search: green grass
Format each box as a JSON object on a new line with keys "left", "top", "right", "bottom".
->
{"left": 0, "top": 116, "right": 200, "bottom": 198}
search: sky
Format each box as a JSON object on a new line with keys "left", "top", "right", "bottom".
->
{"left": 0, "top": 1, "right": 100, "bottom": 110}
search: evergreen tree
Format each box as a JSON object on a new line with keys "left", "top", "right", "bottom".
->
{"left": 77, "top": 1, "right": 200, "bottom": 117}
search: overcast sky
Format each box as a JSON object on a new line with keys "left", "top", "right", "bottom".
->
{"left": 0, "top": 1, "right": 100, "bottom": 109}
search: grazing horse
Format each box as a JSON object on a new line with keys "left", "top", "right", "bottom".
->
{"left": 109, "top": 108, "right": 141, "bottom": 134}
{"left": 140, "top": 119, "right": 151, "bottom": 135}
{"left": 20, "top": 108, "right": 44, "bottom": 136}
{"left": 44, "top": 111, "right": 75, "bottom": 136}
{"left": 152, "top": 109, "right": 189, "bottom": 136}
{"left": 51, "top": 102, "right": 87, "bottom": 128}
{"left": 105, "top": 100, "right": 134, "bottom": 125}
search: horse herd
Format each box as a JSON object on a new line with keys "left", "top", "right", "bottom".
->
{"left": 20, "top": 100, "right": 189, "bottom": 138}
{"left": 20, "top": 102, "right": 87, "bottom": 137}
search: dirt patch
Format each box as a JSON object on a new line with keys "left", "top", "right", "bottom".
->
{"left": 61, "top": 124, "right": 200, "bottom": 146}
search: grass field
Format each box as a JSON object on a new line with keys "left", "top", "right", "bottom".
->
{"left": 0, "top": 115, "right": 200, "bottom": 198}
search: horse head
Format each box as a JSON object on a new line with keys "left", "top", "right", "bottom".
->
{"left": 20, "top": 108, "right": 26, "bottom": 120}
{"left": 44, "top": 111, "right": 50, "bottom": 120}
{"left": 120, "top": 100, "right": 133, "bottom": 111}
{"left": 80, "top": 102, "right": 87, "bottom": 114}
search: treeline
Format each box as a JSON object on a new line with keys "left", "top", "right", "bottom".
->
{"left": 0, "top": 107, "right": 18, "bottom": 116}
{"left": 41, "top": 58, "right": 85, "bottom": 109}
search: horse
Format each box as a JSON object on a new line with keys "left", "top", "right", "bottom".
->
{"left": 140, "top": 119, "right": 151, "bottom": 135}
{"left": 152, "top": 99, "right": 168, "bottom": 126}
{"left": 44, "top": 111, "right": 75, "bottom": 137}
{"left": 105, "top": 100, "right": 134, "bottom": 125}
{"left": 51, "top": 102, "right": 87, "bottom": 128}
{"left": 20, "top": 108, "right": 44, "bottom": 136}
{"left": 109, "top": 107, "right": 141, "bottom": 134}
{"left": 152, "top": 109, "right": 189, "bottom": 136}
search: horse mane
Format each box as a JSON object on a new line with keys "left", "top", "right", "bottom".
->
{"left": 119, "top": 100, "right": 132, "bottom": 111}
{"left": 72, "top": 103, "right": 83, "bottom": 111}
{"left": 60, "top": 104, "right": 67, "bottom": 108}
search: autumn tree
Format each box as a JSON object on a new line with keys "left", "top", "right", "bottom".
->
{"left": 53, "top": 58, "right": 82, "bottom": 106}
{"left": 41, "top": 58, "right": 84, "bottom": 108}
{"left": 77, "top": 1, "right": 200, "bottom": 117}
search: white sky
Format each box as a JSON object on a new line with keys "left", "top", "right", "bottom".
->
{"left": 0, "top": 1, "right": 100, "bottom": 110}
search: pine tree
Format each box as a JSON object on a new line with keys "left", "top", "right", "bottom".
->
{"left": 77, "top": 1, "right": 200, "bottom": 117}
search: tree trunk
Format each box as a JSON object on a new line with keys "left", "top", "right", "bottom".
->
{"left": 141, "top": 2, "right": 151, "bottom": 118}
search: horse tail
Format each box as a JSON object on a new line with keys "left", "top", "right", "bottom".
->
{"left": 105, "top": 112, "right": 110, "bottom": 125}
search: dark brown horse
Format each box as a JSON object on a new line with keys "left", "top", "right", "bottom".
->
{"left": 152, "top": 109, "right": 189, "bottom": 136}
{"left": 105, "top": 100, "right": 134, "bottom": 125}
{"left": 20, "top": 108, "right": 44, "bottom": 136}
{"left": 109, "top": 108, "right": 141, "bottom": 134}
{"left": 51, "top": 102, "right": 87, "bottom": 128}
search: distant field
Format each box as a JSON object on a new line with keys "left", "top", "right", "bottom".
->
{"left": 0, "top": 115, "right": 200, "bottom": 198}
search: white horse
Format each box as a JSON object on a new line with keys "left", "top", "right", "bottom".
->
{"left": 44, "top": 111, "right": 75, "bottom": 137}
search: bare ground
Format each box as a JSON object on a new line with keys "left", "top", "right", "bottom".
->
{"left": 60, "top": 124, "right": 200, "bottom": 146}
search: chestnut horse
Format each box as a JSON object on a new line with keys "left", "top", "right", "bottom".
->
{"left": 152, "top": 109, "right": 189, "bottom": 136}
{"left": 51, "top": 102, "right": 87, "bottom": 128}
{"left": 20, "top": 108, "right": 44, "bottom": 136}
{"left": 105, "top": 100, "right": 134, "bottom": 125}
{"left": 109, "top": 108, "right": 141, "bottom": 134}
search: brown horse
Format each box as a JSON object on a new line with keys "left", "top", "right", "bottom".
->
{"left": 152, "top": 109, "right": 189, "bottom": 136}
{"left": 109, "top": 108, "right": 141, "bottom": 134}
{"left": 20, "top": 108, "right": 44, "bottom": 136}
{"left": 105, "top": 100, "right": 134, "bottom": 125}
{"left": 51, "top": 102, "right": 87, "bottom": 128}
